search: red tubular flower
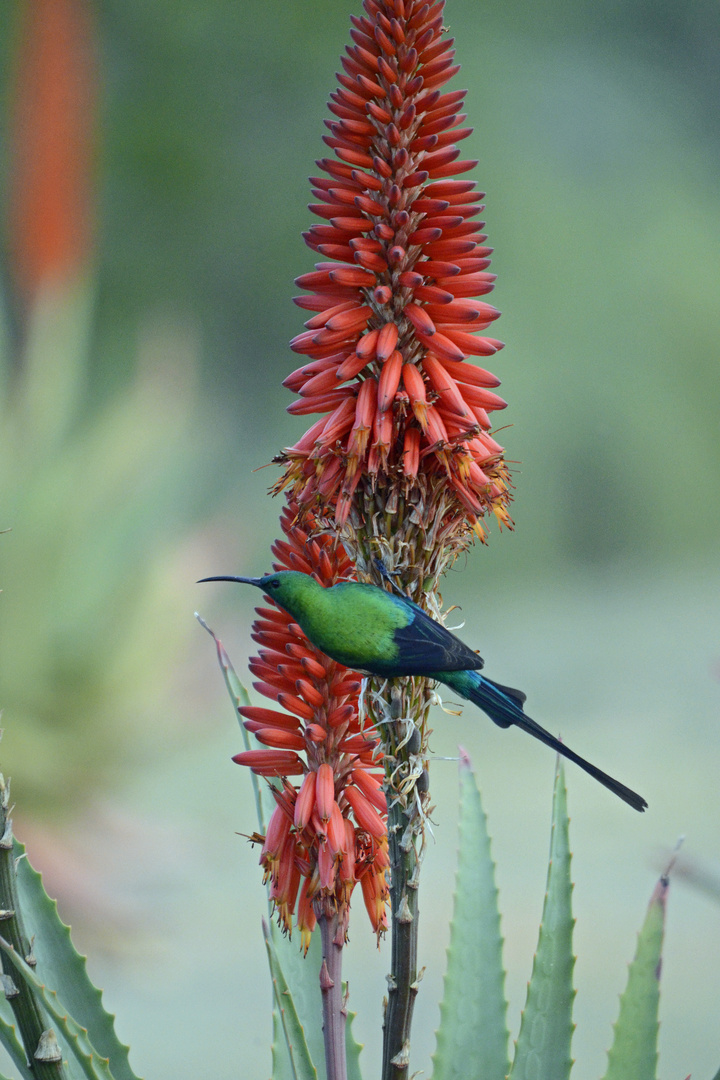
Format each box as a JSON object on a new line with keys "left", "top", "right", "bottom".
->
{"left": 232, "top": 502, "right": 389, "bottom": 944}
{"left": 276, "top": 0, "right": 513, "bottom": 538}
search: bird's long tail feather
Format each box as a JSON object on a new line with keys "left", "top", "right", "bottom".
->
{"left": 439, "top": 669, "right": 647, "bottom": 812}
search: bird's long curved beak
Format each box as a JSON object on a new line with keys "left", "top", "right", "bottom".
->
{"left": 196, "top": 576, "right": 263, "bottom": 586}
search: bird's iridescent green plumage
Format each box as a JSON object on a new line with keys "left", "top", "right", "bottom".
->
{"left": 257, "top": 570, "right": 484, "bottom": 677}
{"left": 199, "top": 569, "right": 647, "bottom": 812}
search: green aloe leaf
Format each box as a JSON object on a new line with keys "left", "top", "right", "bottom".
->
{"left": 0, "top": 1011, "right": 36, "bottom": 1080}
{"left": 264, "top": 919, "right": 318, "bottom": 1080}
{"left": 601, "top": 872, "right": 668, "bottom": 1080}
{"left": 0, "top": 933, "right": 117, "bottom": 1080}
{"left": 431, "top": 748, "right": 509, "bottom": 1080}
{"left": 345, "top": 1007, "right": 363, "bottom": 1080}
{"left": 272, "top": 924, "right": 325, "bottom": 1080}
{"left": 509, "top": 759, "right": 575, "bottom": 1080}
{"left": 13, "top": 842, "right": 141, "bottom": 1080}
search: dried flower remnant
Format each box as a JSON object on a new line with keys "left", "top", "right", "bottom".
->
{"left": 276, "top": 0, "right": 513, "bottom": 540}
{"left": 232, "top": 503, "right": 389, "bottom": 948}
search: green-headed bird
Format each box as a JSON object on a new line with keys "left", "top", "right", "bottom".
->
{"left": 199, "top": 569, "right": 647, "bottom": 812}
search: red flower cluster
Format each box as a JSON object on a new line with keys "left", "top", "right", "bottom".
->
{"left": 233, "top": 505, "right": 389, "bottom": 946}
{"left": 278, "top": 0, "right": 512, "bottom": 532}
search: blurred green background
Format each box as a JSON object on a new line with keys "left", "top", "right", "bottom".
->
{"left": 0, "top": 0, "right": 719, "bottom": 1077}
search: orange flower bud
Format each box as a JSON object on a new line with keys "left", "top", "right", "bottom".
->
{"left": 344, "top": 785, "right": 387, "bottom": 840}
{"left": 371, "top": 408, "right": 394, "bottom": 472}
{"left": 405, "top": 302, "right": 436, "bottom": 336}
{"left": 377, "top": 350, "right": 403, "bottom": 412}
{"left": 424, "top": 405, "right": 448, "bottom": 447}
{"left": 317, "top": 839, "right": 335, "bottom": 890}
{"left": 360, "top": 864, "right": 389, "bottom": 934}
{"left": 299, "top": 654, "right": 328, "bottom": 680}
{"left": 351, "top": 768, "right": 388, "bottom": 813}
{"left": 438, "top": 328, "right": 500, "bottom": 357}
{"left": 339, "top": 819, "right": 356, "bottom": 886}
{"left": 327, "top": 801, "right": 346, "bottom": 855}
{"left": 262, "top": 804, "right": 293, "bottom": 863}
{"left": 422, "top": 353, "right": 471, "bottom": 418}
{"left": 303, "top": 300, "right": 357, "bottom": 331}
{"left": 232, "top": 750, "right": 304, "bottom": 776}
{"left": 457, "top": 382, "right": 507, "bottom": 412}
{"left": 339, "top": 734, "right": 377, "bottom": 755}
{"left": 416, "top": 330, "right": 465, "bottom": 363}
{"left": 294, "top": 770, "right": 317, "bottom": 831}
{"left": 327, "top": 703, "right": 356, "bottom": 728}
{"left": 315, "top": 762, "right": 335, "bottom": 822}
{"left": 436, "top": 271, "right": 496, "bottom": 297}
{"left": 298, "top": 368, "right": 344, "bottom": 398}
{"left": 376, "top": 320, "right": 399, "bottom": 361}
{"left": 295, "top": 678, "right": 325, "bottom": 709}
{"left": 403, "top": 427, "right": 421, "bottom": 477}
{"left": 355, "top": 249, "right": 389, "bottom": 272}
{"left": 239, "top": 706, "right": 301, "bottom": 731}
{"left": 277, "top": 691, "right": 316, "bottom": 721}
{"left": 325, "top": 303, "right": 373, "bottom": 333}
{"left": 434, "top": 356, "right": 501, "bottom": 388}
{"left": 401, "top": 363, "right": 428, "bottom": 428}
{"left": 476, "top": 431, "right": 505, "bottom": 455}
{"left": 297, "top": 878, "right": 317, "bottom": 955}
{"left": 318, "top": 397, "right": 357, "bottom": 446}
{"left": 254, "top": 727, "right": 307, "bottom": 751}
{"left": 287, "top": 388, "right": 354, "bottom": 415}
{"left": 413, "top": 283, "right": 454, "bottom": 304}
{"left": 345, "top": 378, "right": 378, "bottom": 470}
{"left": 283, "top": 356, "right": 336, "bottom": 391}
{"left": 356, "top": 327, "right": 380, "bottom": 360}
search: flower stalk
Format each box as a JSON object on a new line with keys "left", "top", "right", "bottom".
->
{"left": 247, "top": 0, "right": 512, "bottom": 1075}
{"left": 379, "top": 681, "right": 429, "bottom": 1079}
{"left": 319, "top": 909, "right": 348, "bottom": 1080}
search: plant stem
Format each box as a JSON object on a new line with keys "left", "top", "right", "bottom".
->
{"left": 319, "top": 909, "right": 347, "bottom": 1080}
{"left": 380, "top": 683, "right": 427, "bottom": 1080}
{"left": 349, "top": 485, "right": 442, "bottom": 1078}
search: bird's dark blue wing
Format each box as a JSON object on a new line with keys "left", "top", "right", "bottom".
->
{"left": 381, "top": 598, "right": 485, "bottom": 677}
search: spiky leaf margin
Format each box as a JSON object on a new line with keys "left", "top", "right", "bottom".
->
{"left": 509, "top": 760, "right": 575, "bottom": 1080}
{"left": 601, "top": 873, "right": 667, "bottom": 1080}
{"left": 12, "top": 842, "right": 140, "bottom": 1080}
{"left": 431, "top": 749, "right": 509, "bottom": 1080}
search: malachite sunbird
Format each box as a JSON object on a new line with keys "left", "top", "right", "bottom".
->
{"left": 199, "top": 569, "right": 647, "bottom": 812}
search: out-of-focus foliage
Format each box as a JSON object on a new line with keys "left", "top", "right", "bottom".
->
{"left": 0, "top": 277, "right": 222, "bottom": 813}
{"left": 0, "top": 0, "right": 232, "bottom": 814}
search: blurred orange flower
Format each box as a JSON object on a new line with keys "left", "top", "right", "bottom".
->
{"left": 8, "top": 0, "right": 97, "bottom": 301}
